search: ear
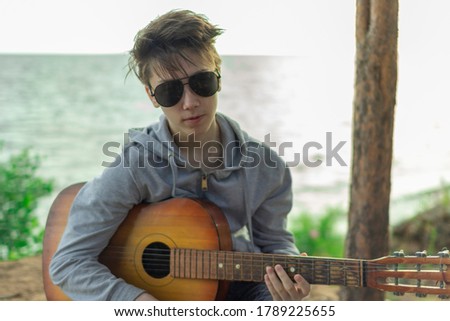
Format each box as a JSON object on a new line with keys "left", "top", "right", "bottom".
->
{"left": 217, "top": 77, "right": 222, "bottom": 92}
{"left": 145, "top": 86, "right": 159, "bottom": 108}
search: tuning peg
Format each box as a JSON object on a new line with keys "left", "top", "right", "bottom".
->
{"left": 415, "top": 293, "right": 427, "bottom": 298}
{"left": 393, "top": 250, "right": 405, "bottom": 257}
{"left": 437, "top": 248, "right": 449, "bottom": 300}
{"left": 415, "top": 250, "right": 427, "bottom": 257}
{"left": 438, "top": 248, "right": 449, "bottom": 258}
{"left": 392, "top": 250, "right": 405, "bottom": 296}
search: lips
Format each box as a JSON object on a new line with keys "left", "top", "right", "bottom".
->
{"left": 183, "top": 114, "right": 204, "bottom": 122}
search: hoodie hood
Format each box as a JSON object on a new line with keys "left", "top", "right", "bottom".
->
{"left": 127, "top": 112, "right": 249, "bottom": 175}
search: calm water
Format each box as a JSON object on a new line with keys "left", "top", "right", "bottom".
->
{"left": 1, "top": 54, "right": 449, "bottom": 225}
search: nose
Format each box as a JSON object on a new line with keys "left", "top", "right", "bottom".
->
{"left": 180, "top": 82, "right": 199, "bottom": 110}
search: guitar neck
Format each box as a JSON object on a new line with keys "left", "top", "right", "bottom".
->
{"left": 171, "top": 249, "right": 368, "bottom": 287}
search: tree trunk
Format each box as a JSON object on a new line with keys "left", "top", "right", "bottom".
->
{"left": 343, "top": 0, "right": 398, "bottom": 301}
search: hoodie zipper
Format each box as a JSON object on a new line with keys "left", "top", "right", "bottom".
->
{"left": 201, "top": 173, "right": 208, "bottom": 192}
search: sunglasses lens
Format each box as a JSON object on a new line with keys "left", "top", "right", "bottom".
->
{"left": 154, "top": 80, "right": 184, "bottom": 107}
{"left": 153, "top": 71, "right": 219, "bottom": 107}
{"left": 189, "top": 72, "right": 219, "bottom": 97}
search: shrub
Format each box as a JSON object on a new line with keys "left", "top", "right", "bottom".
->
{"left": 0, "top": 145, "right": 53, "bottom": 260}
{"left": 289, "top": 207, "right": 346, "bottom": 258}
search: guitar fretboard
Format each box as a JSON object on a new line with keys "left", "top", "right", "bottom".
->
{"left": 170, "top": 248, "right": 367, "bottom": 287}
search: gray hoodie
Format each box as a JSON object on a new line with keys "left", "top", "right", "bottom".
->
{"left": 49, "top": 112, "right": 299, "bottom": 300}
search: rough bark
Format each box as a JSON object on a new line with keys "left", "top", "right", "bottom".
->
{"left": 343, "top": 0, "right": 398, "bottom": 300}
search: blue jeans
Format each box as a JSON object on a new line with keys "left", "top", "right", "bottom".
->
{"left": 225, "top": 282, "right": 273, "bottom": 301}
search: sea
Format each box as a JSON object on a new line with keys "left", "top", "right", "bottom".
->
{"left": 1, "top": 54, "right": 449, "bottom": 227}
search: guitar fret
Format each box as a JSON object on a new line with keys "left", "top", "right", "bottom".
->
{"left": 225, "top": 251, "right": 234, "bottom": 280}
{"left": 185, "top": 249, "right": 189, "bottom": 279}
{"left": 313, "top": 260, "right": 326, "bottom": 284}
{"left": 327, "top": 260, "right": 331, "bottom": 284}
{"left": 217, "top": 251, "right": 225, "bottom": 280}
{"left": 192, "top": 249, "right": 197, "bottom": 279}
{"left": 206, "top": 250, "right": 211, "bottom": 279}
{"left": 191, "top": 249, "right": 197, "bottom": 279}
{"left": 241, "top": 253, "right": 253, "bottom": 281}
{"left": 299, "top": 259, "right": 308, "bottom": 278}
{"left": 331, "top": 261, "right": 343, "bottom": 285}
{"left": 186, "top": 249, "right": 190, "bottom": 279}
{"left": 359, "top": 260, "right": 364, "bottom": 287}
{"left": 251, "top": 254, "right": 263, "bottom": 281}
{"left": 343, "top": 260, "right": 360, "bottom": 287}
{"left": 250, "top": 254, "right": 254, "bottom": 281}
{"left": 178, "top": 249, "right": 184, "bottom": 278}
{"left": 232, "top": 252, "right": 242, "bottom": 281}
{"left": 178, "top": 249, "right": 182, "bottom": 278}
{"left": 194, "top": 249, "right": 199, "bottom": 279}
{"left": 187, "top": 249, "right": 191, "bottom": 279}
{"left": 186, "top": 249, "right": 191, "bottom": 279}
{"left": 201, "top": 251, "right": 209, "bottom": 279}
{"left": 177, "top": 249, "right": 181, "bottom": 278}
{"left": 323, "top": 260, "right": 331, "bottom": 284}
{"left": 343, "top": 261, "right": 347, "bottom": 286}
{"left": 197, "top": 250, "right": 203, "bottom": 279}
{"left": 332, "top": 261, "right": 344, "bottom": 285}
{"left": 170, "top": 249, "right": 176, "bottom": 277}
{"left": 264, "top": 254, "right": 275, "bottom": 281}
{"left": 211, "top": 250, "right": 217, "bottom": 280}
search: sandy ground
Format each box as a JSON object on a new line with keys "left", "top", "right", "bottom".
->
{"left": 0, "top": 256, "right": 46, "bottom": 300}
{"left": 0, "top": 255, "right": 340, "bottom": 301}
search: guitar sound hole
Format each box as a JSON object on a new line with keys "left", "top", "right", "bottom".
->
{"left": 142, "top": 242, "right": 170, "bottom": 278}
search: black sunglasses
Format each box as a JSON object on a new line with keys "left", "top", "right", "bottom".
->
{"left": 149, "top": 70, "right": 221, "bottom": 107}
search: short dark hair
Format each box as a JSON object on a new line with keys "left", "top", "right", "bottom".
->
{"left": 128, "top": 9, "right": 223, "bottom": 85}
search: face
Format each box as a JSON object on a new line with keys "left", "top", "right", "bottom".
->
{"left": 145, "top": 55, "right": 220, "bottom": 143}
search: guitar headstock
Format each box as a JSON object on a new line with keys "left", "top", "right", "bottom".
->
{"left": 367, "top": 248, "right": 449, "bottom": 299}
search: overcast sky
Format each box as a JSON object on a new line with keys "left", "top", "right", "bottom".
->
{"left": 0, "top": 0, "right": 356, "bottom": 55}
{"left": 1, "top": 0, "right": 449, "bottom": 58}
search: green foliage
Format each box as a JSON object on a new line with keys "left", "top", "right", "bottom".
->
{"left": 438, "top": 182, "right": 450, "bottom": 210}
{"left": 391, "top": 182, "right": 450, "bottom": 256}
{"left": 290, "top": 207, "right": 346, "bottom": 258}
{"left": 0, "top": 145, "right": 53, "bottom": 260}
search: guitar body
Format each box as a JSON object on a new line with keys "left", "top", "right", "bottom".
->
{"left": 42, "top": 183, "right": 233, "bottom": 301}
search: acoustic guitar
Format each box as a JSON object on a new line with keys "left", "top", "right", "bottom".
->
{"left": 42, "top": 183, "right": 450, "bottom": 300}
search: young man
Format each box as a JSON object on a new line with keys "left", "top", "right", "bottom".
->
{"left": 50, "top": 9, "right": 310, "bottom": 301}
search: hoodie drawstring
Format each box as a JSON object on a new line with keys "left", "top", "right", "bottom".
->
{"left": 240, "top": 167, "right": 255, "bottom": 252}
{"left": 168, "top": 153, "right": 178, "bottom": 198}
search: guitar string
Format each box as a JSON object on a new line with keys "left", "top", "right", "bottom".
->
{"left": 101, "top": 246, "right": 450, "bottom": 266}
{"left": 97, "top": 247, "right": 449, "bottom": 274}
{"left": 132, "top": 266, "right": 446, "bottom": 277}
{"left": 98, "top": 253, "right": 449, "bottom": 286}
{"left": 102, "top": 244, "right": 450, "bottom": 261}
{"left": 103, "top": 245, "right": 449, "bottom": 262}
{"left": 98, "top": 262, "right": 447, "bottom": 287}
{"left": 101, "top": 265, "right": 446, "bottom": 287}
